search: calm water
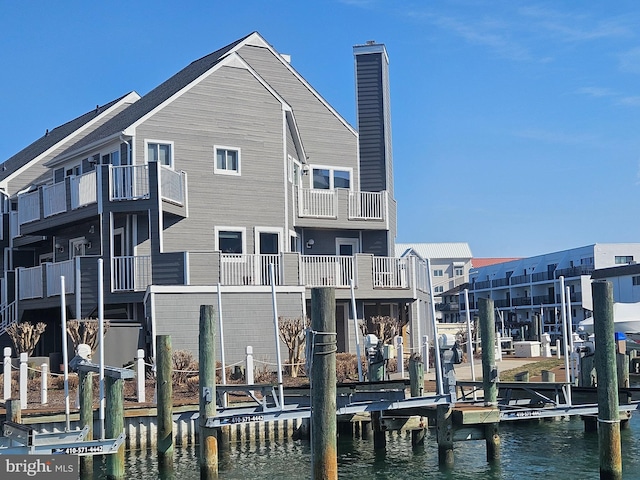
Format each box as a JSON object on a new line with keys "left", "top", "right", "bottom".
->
{"left": 93, "top": 413, "right": 640, "bottom": 479}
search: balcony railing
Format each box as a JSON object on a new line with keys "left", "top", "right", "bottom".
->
{"left": 474, "top": 280, "right": 490, "bottom": 290}
{"left": 220, "top": 254, "right": 282, "bottom": 285}
{"left": 556, "top": 266, "right": 594, "bottom": 278}
{"left": 160, "top": 167, "right": 186, "bottom": 205}
{"left": 18, "top": 265, "right": 43, "bottom": 300}
{"left": 0, "top": 301, "right": 18, "bottom": 338}
{"left": 348, "top": 191, "right": 386, "bottom": 220}
{"left": 372, "top": 257, "right": 408, "bottom": 288}
{"left": 112, "top": 255, "right": 152, "bottom": 291}
{"left": 110, "top": 165, "right": 150, "bottom": 201}
{"left": 510, "top": 274, "right": 529, "bottom": 285}
{"left": 42, "top": 182, "right": 67, "bottom": 217}
{"left": 45, "top": 260, "right": 75, "bottom": 297}
{"left": 298, "top": 189, "right": 336, "bottom": 218}
{"left": 300, "top": 255, "right": 354, "bottom": 287}
{"left": 17, "top": 190, "right": 40, "bottom": 225}
{"left": 70, "top": 170, "right": 97, "bottom": 209}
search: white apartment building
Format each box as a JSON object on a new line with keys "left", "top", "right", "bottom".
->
{"left": 464, "top": 243, "right": 640, "bottom": 338}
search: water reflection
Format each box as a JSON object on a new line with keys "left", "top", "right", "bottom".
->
{"left": 91, "top": 414, "right": 640, "bottom": 479}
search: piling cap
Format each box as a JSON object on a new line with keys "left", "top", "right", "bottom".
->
{"left": 615, "top": 332, "right": 627, "bottom": 341}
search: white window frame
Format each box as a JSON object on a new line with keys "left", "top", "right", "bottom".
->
{"left": 288, "top": 156, "right": 302, "bottom": 186}
{"left": 289, "top": 230, "right": 300, "bottom": 253}
{"left": 335, "top": 237, "right": 360, "bottom": 256}
{"left": 145, "top": 139, "right": 174, "bottom": 169}
{"left": 215, "top": 226, "right": 246, "bottom": 254}
{"left": 214, "top": 145, "right": 241, "bottom": 176}
{"left": 433, "top": 269, "right": 444, "bottom": 277}
{"left": 254, "top": 227, "right": 283, "bottom": 255}
{"left": 309, "top": 164, "right": 353, "bottom": 190}
{"left": 69, "top": 236, "right": 88, "bottom": 258}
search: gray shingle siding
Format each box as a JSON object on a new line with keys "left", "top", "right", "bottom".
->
{"left": 237, "top": 44, "right": 359, "bottom": 188}
{"left": 136, "top": 65, "right": 286, "bottom": 255}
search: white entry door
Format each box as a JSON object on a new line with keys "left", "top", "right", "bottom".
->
{"left": 335, "top": 238, "right": 359, "bottom": 286}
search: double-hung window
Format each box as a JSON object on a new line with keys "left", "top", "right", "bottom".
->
{"left": 215, "top": 146, "right": 240, "bottom": 175}
{"left": 311, "top": 166, "right": 351, "bottom": 190}
{"left": 147, "top": 141, "right": 173, "bottom": 168}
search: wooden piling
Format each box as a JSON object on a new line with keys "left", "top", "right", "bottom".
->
{"left": 199, "top": 305, "right": 218, "bottom": 479}
{"left": 514, "top": 371, "right": 529, "bottom": 382}
{"left": 79, "top": 371, "right": 94, "bottom": 478}
{"left": 541, "top": 370, "right": 555, "bottom": 383}
{"left": 478, "top": 298, "right": 500, "bottom": 463}
{"left": 7, "top": 399, "right": 21, "bottom": 423}
{"left": 105, "top": 376, "right": 124, "bottom": 480}
{"left": 157, "top": 335, "right": 173, "bottom": 473}
{"left": 616, "top": 353, "right": 629, "bottom": 389}
{"left": 436, "top": 405, "right": 454, "bottom": 467}
{"left": 592, "top": 280, "right": 622, "bottom": 480}
{"left": 409, "top": 353, "right": 425, "bottom": 446}
{"left": 310, "top": 287, "right": 338, "bottom": 480}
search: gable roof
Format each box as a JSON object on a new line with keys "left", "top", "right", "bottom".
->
{"left": 0, "top": 92, "right": 134, "bottom": 183}
{"left": 395, "top": 242, "right": 473, "bottom": 260}
{"left": 54, "top": 33, "right": 254, "bottom": 161}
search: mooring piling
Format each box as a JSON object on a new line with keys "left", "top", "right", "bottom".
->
{"left": 479, "top": 297, "right": 500, "bottom": 463}
{"left": 592, "top": 280, "right": 622, "bottom": 480}
{"left": 199, "top": 304, "right": 218, "bottom": 479}
{"left": 105, "top": 376, "right": 125, "bottom": 480}
{"left": 310, "top": 287, "right": 338, "bottom": 480}
{"left": 79, "top": 370, "right": 94, "bottom": 478}
{"left": 157, "top": 334, "right": 173, "bottom": 473}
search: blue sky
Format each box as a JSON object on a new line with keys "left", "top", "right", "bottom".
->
{"left": 1, "top": 1, "right": 639, "bottom": 258}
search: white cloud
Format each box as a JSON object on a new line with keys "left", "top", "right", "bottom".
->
{"left": 575, "top": 87, "right": 617, "bottom": 98}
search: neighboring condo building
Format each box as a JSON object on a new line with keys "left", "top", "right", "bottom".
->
{"left": 395, "top": 242, "right": 473, "bottom": 323}
{"left": 464, "top": 243, "right": 640, "bottom": 337}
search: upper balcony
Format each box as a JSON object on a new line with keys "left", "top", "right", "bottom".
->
{"left": 293, "top": 187, "right": 391, "bottom": 230}
{"left": 16, "top": 163, "right": 187, "bottom": 236}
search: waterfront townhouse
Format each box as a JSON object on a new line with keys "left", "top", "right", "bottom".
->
{"left": 464, "top": 243, "right": 640, "bottom": 339}
{"left": 0, "top": 32, "right": 432, "bottom": 367}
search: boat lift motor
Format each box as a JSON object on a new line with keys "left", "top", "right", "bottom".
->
{"left": 365, "top": 334, "right": 385, "bottom": 381}
{"left": 439, "top": 333, "right": 463, "bottom": 401}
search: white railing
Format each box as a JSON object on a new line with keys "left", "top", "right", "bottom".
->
{"left": 42, "top": 182, "right": 67, "bottom": 217}
{"left": 18, "top": 265, "right": 43, "bottom": 300}
{"left": 10, "top": 211, "right": 19, "bottom": 238}
{"left": 71, "top": 170, "right": 97, "bottom": 209}
{"left": 415, "top": 258, "right": 429, "bottom": 293}
{"left": 45, "top": 260, "right": 75, "bottom": 297}
{"left": 300, "top": 255, "right": 354, "bottom": 287}
{"left": 110, "top": 165, "right": 150, "bottom": 201}
{"left": 112, "top": 255, "right": 152, "bottom": 291}
{"left": 373, "top": 257, "right": 409, "bottom": 288}
{"left": 160, "top": 167, "right": 185, "bottom": 205}
{"left": 349, "top": 191, "right": 386, "bottom": 220}
{"left": 0, "top": 301, "right": 18, "bottom": 337}
{"left": 220, "top": 254, "right": 281, "bottom": 285}
{"left": 298, "top": 188, "right": 336, "bottom": 218}
{"left": 17, "top": 190, "right": 40, "bottom": 225}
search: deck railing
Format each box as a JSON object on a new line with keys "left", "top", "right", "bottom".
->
{"left": 45, "top": 260, "right": 75, "bottom": 297}
{"left": 300, "top": 255, "right": 354, "bottom": 287}
{"left": 70, "top": 170, "right": 97, "bottom": 209}
{"left": 297, "top": 189, "right": 336, "bottom": 218}
{"left": 112, "top": 255, "right": 152, "bottom": 291}
{"left": 0, "top": 301, "right": 18, "bottom": 338}
{"left": 348, "top": 191, "right": 386, "bottom": 220}
{"left": 42, "top": 182, "right": 67, "bottom": 217}
{"left": 17, "top": 191, "right": 40, "bottom": 225}
{"left": 110, "top": 165, "right": 150, "bottom": 201}
{"left": 372, "top": 257, "right": 408, "bottom": 288}
{"left": 220, "top": 254, "right": 282, "bottom": 285}
{"left": 160, "top": 167, "right": 186, "bottom": 205}
{"left": 18, "top": 265, "right": 43, "bottom": 300}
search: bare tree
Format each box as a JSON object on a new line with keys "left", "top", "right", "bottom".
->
{"left": 278, "top": 316, "right": 309, "bottom": 377}
{"left": 66, "top": 319, "right": 110, "bottom": 356}
{"left": 360, "top": 315, "right": 405, "bottom": 345}
{"left": 6, "top": 322, "right": 46, "bottom": 356}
